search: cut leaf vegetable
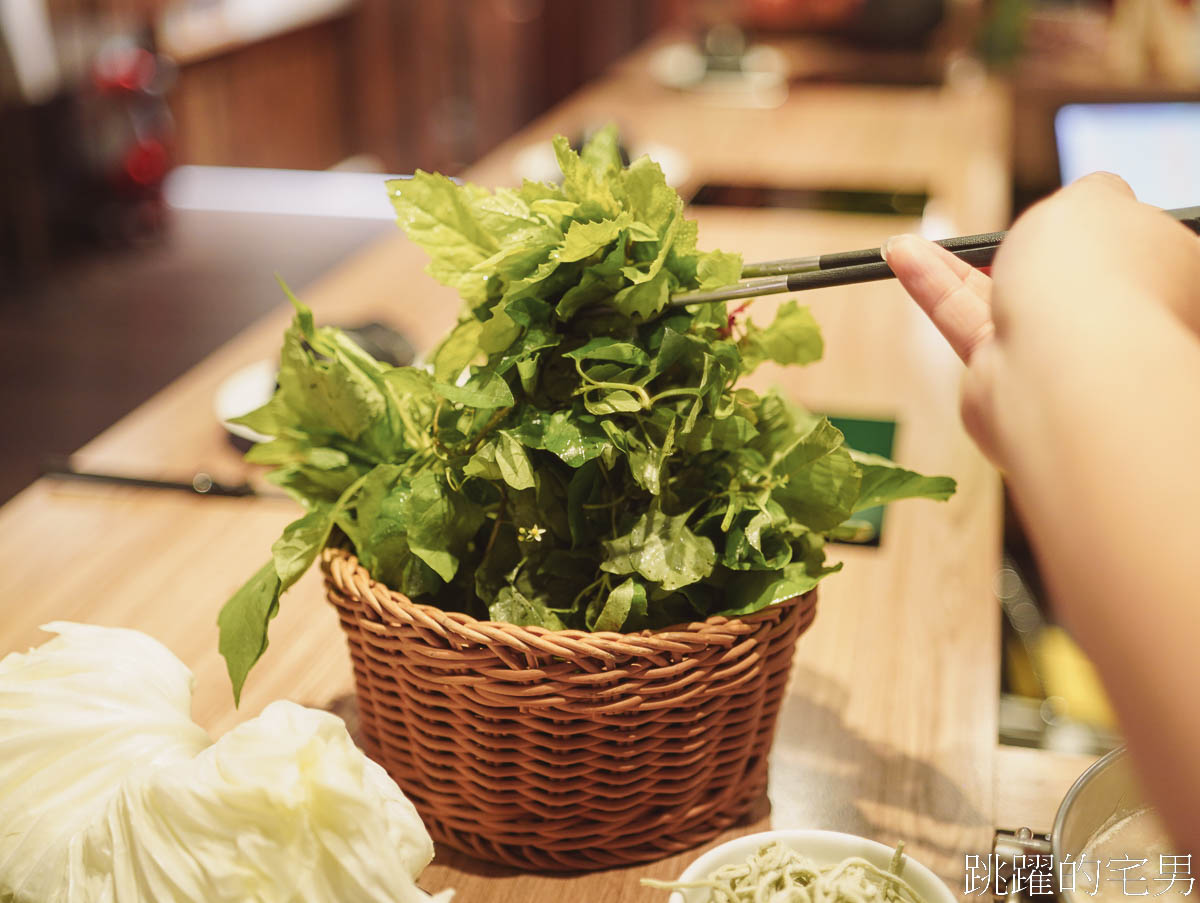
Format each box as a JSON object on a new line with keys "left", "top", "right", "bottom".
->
{"left": 217, "top": 127, "right": 956, "bottom": 701}
{"left": 0, "top": 623, "right": 452, "bottom": 903}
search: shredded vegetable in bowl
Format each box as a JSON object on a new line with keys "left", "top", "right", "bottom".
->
{"left": 643, "top": 841, "right": 925, "bottom": 903}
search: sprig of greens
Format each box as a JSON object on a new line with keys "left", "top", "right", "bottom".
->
{"left": 217, "top": 127, "right": 955, "bottom": 703}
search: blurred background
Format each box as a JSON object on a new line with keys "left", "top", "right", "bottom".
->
{"left": 2, "top": 0, "right": 1199, "bottom": 754}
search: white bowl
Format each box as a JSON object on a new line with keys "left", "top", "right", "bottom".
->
{"left": 664, "top": 830, "right": 958, "bottom": 903}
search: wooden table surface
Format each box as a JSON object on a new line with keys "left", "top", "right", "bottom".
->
{"left": 0, "top": 40, "right": 1091, "bottom": 902}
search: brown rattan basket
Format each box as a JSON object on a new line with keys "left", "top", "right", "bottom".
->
{"left": 322, "top": 546, "right": 818, "bottom": 871}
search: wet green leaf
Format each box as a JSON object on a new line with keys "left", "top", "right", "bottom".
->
{"left": 489, "top": 585, "right": 567, "bottom": 629}
{"left": 601, "top": 505, "right": 716, "bottom": 591}
{"left": 588, "top": 577, "right": 648, "bottom": 631}
{"left": 435, "top": 367, "right": 514, "bottom": 408}
{"left": 512, "top": 409, "right": 610, "bottom": 468}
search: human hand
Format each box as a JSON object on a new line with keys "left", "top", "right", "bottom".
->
{"left": 883, "top": 172, "right": 1200, "bottom": 466}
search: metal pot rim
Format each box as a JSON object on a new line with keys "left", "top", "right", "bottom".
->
{"left": 1051, "top": 745, "right": 1128, "bottom": 856}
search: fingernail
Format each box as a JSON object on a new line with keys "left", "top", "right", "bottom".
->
{"left": 879, "top": 234, "right": 911, "bottom": 262}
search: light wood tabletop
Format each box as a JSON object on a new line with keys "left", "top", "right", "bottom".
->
{"left": 0, "top": 39, "right": 1080, "bottom": 903}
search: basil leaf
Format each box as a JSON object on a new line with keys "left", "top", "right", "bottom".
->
{"left": 495, "top": 431, "right": 536, "bottom": 490}
{"left": 678, "top": 415, "right": 758, "bottom": 453}
{"left": 244, "top": 438, "right": 349, "bottom": 470}
{"left": 466, "top": 432, "right": 535, "bottom": 491}
{"left": 696, "top": 249, "right": 743, "bottom": 290}
{"left": 717, "top": 558, "right": 841, "bottom": 618}
{"left": 588, "top": 577, "right": 648, "bottom": 632}
{"left": 563, "top": 338, "right": 650, "bottom": 366}
{"left": 611, "top": 269, "right": 670, "bottom": 319}
{"left": 511, "top": 409, "right": 610, "bottom": 468}
{"left": 850, "top": 450, "right": 958, "bottom": 511}
{"left": 776, "top": 445, "right": 862, "bottom": 533}
{"left": 741, "top": 300, "right": 824, "bottom": 371}
{"left": 431, "top": 319, "right": 484, "bottom": 382}
{"left": 343, "top": 466, "right": 443, "bottom": 597}
{"left": 601, "top": 506, "right": 717, "bottom": 591}
{"left": 272, "top": 505, "right": 336, "bottom": 592}
{"left": 434, "top": 367, "right": 514, "bottom": 408}
{"left": 217, "top": 560, "right": 282, "bottom": 706}
{"left": 583, "top": 389, "right": 644, "bottom": 416}
{"left": 404, "top": 471, "right": 484, "bottom": 582}
{"left": 558, "top": 218, "right": 625, "bottom": 263}
{"left": 388, "top": 171, "right": 499, "bottom": 303}
{"left": 489, "top": 585, "right": 567, "bottom": 630}
{"left": 722, "top": 505, "right": 793, "bottom": 571}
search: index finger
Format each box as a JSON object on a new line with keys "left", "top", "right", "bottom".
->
{"left": 882, "top": 233, "right": 995, "bottom": 363}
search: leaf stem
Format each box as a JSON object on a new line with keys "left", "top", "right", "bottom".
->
{"left": 648, "top": 387, "right": 701, "bottom": 406}
{"left": 581, "top": 497, "right": 628, "bottom": 510}
{"left": 431, "top": 398, "right": 448, "bottom": 457}
{"left": 572, "top": 573, "right": 607, "bottom": 611}
{"left": 572, "top": 359, "right": 652, "bottom": 409}
{"left": 467, "top": 406, "right": 514, "bottom": 454}
{"left": 483, "top": 497, "right": 507, "bottom": 560}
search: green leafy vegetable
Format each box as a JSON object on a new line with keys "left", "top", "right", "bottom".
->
{"left": 601, "top": 505, "right": 717, "bottom": 592}
{"left": 740, "top": 299, "right": 825, "bottom": 371}
{"left": 217, "top": 560, "right": 281, "bottom": 706}
{"left": 217, "top": 127, "right": 956, "bottom": 701}
{"left": 434, "top": 367, "right": 514, "bottom": 408}
{"left": 588, "top": 577, "right": 648, "bottom": 632}
{"left": 850, "top": 450, "right": 958, "bottom": 511}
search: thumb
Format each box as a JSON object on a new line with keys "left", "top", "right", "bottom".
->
{"left": 959, "top": 341, "right": 1004, "bottom": 468}
{"left": 1066, "top": 171, "right": 1137, "bottom": 200}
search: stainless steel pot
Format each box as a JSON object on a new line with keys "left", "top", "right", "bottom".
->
{"left": 994, "top": 747, "right": 1146, "bottom": 902}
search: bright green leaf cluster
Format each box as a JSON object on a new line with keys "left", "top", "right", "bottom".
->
{"left": 217, "top": 127, "right": 956, "bottom": 702}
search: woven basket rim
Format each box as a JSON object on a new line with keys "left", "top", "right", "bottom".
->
{"left": 321, "top": 544, "right": 816, "bottom": 649}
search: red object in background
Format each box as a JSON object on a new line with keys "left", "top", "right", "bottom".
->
{"left": 93, "top": 47, "right": 158, "bottom": 94}
{"left": 1, "top": 22, "right": 175, "bottom": 275}
{"left": 122, "top": 138, "right": 168, "bottom": 186}
{"left": 78, "top": 36, "right": 175, "bottom": 242}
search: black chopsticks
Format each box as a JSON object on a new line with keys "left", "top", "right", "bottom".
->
{"left": 669, "top": 205, "right": 1200, "bottom": 308}
{"left": 43, "top": 458, "right": 257, "bottom": 497}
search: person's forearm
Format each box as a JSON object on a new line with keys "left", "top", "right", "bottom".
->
{"left": 995, "top": 302, "right": 1200, "bottom": 854}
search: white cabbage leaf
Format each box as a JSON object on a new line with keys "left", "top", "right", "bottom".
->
{"left": 0, "top": 622, "right": 211, "bottom": 903}
{"left": 68, "top": 701, "right": 450, "bottom": 903}
{"left": 0, "top": 623, "right": 452, "bottom": 903}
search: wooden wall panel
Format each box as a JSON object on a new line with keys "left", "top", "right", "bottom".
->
{"left": 169, "top": 1, "right": 681, "bottom": 173}
{"left": 466, "top": 0, "right": 542, "bottom": 162}
{"left": 171, "top": 20, "right": 352, "bottom": 170}
{"left": 350, "top": 0, "right": 681, "bottom": 173}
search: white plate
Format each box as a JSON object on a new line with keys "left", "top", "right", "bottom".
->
{"left": 213, "top": 359, "right": 277, "bottom": 443}
{"left": 664, "top": 829, "right": 958, "bottom": 903}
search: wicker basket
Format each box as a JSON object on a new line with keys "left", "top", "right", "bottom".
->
{"left": 322, "top": 546, "right": 818, "bottom": 871}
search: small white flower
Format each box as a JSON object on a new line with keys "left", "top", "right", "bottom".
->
{"left": 517, "top": 524, "right": 546, "bottom": 543}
